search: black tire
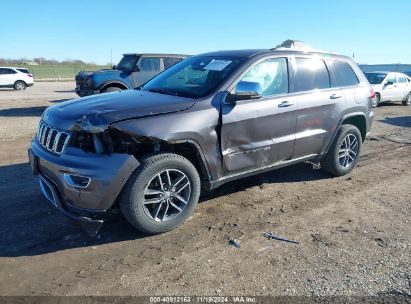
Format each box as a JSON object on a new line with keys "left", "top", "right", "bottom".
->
{"left": 402, "top": 93, "right": 411, "bottom": 106}
{"left": 119, "top": 153, "right": 201, "bottom": 234}
{"left": 373, "top": 93, "right": 381, "bottom": 107}
{"left": 321, "top": 125, "right": 362, "bottom": 176}
{"left": 14, "top": 80, "right": 26, "bottom": 90}
{"left": 102, "top": 86, "right": 123, "bottom": 93}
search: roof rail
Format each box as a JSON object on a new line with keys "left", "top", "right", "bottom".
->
{"left": 271, "top": 40, "right": 340, "bottom": 55}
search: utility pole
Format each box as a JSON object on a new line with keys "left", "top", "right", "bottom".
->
{"left": 110, "top": 49, "right": 113, "bottom": 67}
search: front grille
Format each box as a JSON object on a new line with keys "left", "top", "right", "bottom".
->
{"left": 76, "top": 76, "right": 91, "bottom": 90}
{"left": 36, "top": 121, "right": 70, "bottom": 154}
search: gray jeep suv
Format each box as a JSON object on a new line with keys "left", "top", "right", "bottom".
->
{"left": 29, "top": 48, "right": 374, "bottom": 236}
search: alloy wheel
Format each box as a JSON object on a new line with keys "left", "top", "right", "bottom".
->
{"left": 143, "top": 169, "right": 191, "bottom": 221}
{"left": 338, "top": 134, "right": 359, "bottom": 168}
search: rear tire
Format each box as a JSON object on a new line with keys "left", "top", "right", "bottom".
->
{"left": 14, "top": 81, "right": 26, "bottom": 90}
{"left": 119, "top": 153, "right": 201, "bottom": 235}
{"left": 402, "top": 93, "right": 411, "bottom": 106}
{"left": 321, "top": 125, "right": 362, "bottom": 176}
{"left": 102, "top": 86, "right": 123, "bottom": 93}
{"left": 373, "top": 93, "right": 381, "bottom": 107}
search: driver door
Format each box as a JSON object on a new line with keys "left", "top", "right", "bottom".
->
{"left": 220, "top": 57, "right": 298, "bottom": 175}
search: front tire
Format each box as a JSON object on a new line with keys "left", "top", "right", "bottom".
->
{"left": 14, "top": 81, "right": 26, "bottom": 90}
{"left": 119, "top": 153, "right": 201, "bottom": 234}
{"left": 102, "top": 86, "right": 122, "bottom": 93}
{"left": 321, "top": 125, "right": 362, "bottom": 176}
{"left": 402, "top": 93, "right": 411, "bottom": 106}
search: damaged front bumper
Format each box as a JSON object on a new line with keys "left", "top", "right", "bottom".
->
{"left": 28, "top": 139, "right": 139, "bottom": 236}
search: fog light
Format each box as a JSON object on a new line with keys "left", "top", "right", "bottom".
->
{"left": 63, "top": 173, "right": 90, "bottom": 188}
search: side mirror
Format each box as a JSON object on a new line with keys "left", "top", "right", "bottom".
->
{"left": 231, "top": 81, "right": 263, "bottom": 102}
{"left": 385, "top": 81, "right": 394, "bottom": 86}
{"left": 133, "top": 65, "right": 141, "bottom": 72}
{"left": 112, "top": 65, "right": 116, "bottom": 70}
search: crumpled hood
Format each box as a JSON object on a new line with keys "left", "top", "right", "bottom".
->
{"left": 42, "top": 90, "right": 196, "bottom": 132}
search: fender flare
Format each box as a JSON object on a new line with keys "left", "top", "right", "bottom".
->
{"left": 322, "top": 112, "right": 367, "bottom": 157}
{"left": 99, "top": 80, "right": 129, "bottom": 91}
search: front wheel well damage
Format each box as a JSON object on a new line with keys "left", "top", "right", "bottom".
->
{"left": 70, "top": 127, "right": 210, "bottom": 186}
{"left": 107, "top": 129, "right": 210, "bottom": 184}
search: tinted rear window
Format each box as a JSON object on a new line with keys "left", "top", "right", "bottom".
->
{"left": 17, "top": 68, "right": 30, "bottom": 74}
{"left": 327, "top": 61, "right": 359, "bottom": 87}
{"left": 294, "top": 58, "right": 330, "bottom": 92}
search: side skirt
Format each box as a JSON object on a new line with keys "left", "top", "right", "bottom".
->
{"left": 208, "top": 154, "right": 319, "bottom": 190}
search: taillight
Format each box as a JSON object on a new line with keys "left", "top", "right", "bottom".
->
{"left": 27, "top": 74, "right": 33, "bottom": 77}
{"left": 370, "top": 88, "right": 375, "bottom": 99}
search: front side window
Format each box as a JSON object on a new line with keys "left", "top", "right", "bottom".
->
{"left": 139, "top": 57, "right": 161, "bottom": 72}
{"left": 294, "top": 58, "right": 330, "bottom": 92}
{"left": 142, "top": 55, "right": 246, "bottom": 98}
{"left": 239, "top": 57, "right": 288, "bottom": 97}
{"left": 116, "top": 55, "right": 139, "bottom": 71}
{"left": 327, "top": 60, "right": 359, "bottom": 87}
{"left": 164, "top": 57, "right": 182, "bottom": 70}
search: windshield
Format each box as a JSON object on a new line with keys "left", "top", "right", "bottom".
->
{"left": 142, "top": 55, "right": 247, "bottom": 98}
{"left": 365, "top": 72, "right": 387, "bottom": 84}
{"left": 117, "top": 55, "right": 139, "bottom": 71}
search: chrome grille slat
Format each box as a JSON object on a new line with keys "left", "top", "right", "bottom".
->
{"left": 52, "top": 132, "right": 62, "bottom": 151}
{"left": 40, "top": 124, "right": 47, "bottom": 144}
{"left": 35, "top": 121, "right": 70, "bottom": 155}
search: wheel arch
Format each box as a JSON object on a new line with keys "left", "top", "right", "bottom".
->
{"left": 100, "top": 81, "right": 129, "bottom": 92}
{"left": 341, "top": 114, "right": 367, "bottom": 142}
{"left": 14, "top": 79, "right": 27, "bottom": 86}
{"left": 107, "top": 128, "right": 212, "bottom": 189}
{"left": 321, "top": 112, "right": 367, "bottom": 159}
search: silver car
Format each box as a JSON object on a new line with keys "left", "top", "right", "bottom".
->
{"left": 365, "top": 72, "right": 411, "bottom": 107}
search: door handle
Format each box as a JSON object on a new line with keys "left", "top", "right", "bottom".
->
{"left": 330, "top": 94, "right": 342, "bottom": 99}
{"left": 278, "top": 101, "right": 294, "bottom": 108}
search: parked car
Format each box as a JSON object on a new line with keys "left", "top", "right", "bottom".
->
{"left": 364, "top": 72, "right": 411, "bottom": 107}
{"left": 29, "top": 47, "right": 374, "bottom": 236}
{"left": 75, "top": 53, "right": 188, "bottom": 96}
{"left": 0, "top": 67, "right": 34, "bottom": 90}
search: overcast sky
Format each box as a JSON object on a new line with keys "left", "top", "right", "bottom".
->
{"left": 0, "top": 0, "right": 410, "bottom": 65}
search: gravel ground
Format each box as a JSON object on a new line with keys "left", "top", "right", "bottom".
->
{"left": 0, "top": 82, "right": 410, "bottom": 300}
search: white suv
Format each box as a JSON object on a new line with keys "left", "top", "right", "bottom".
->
{"left": 0, "top": 67, "right": 34, "bottom": 90}
{"left": 365, "top": 71, "right": 411, "bottom": 107}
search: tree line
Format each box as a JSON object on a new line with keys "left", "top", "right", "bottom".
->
{"left": 0, "top": 57, "right": 100, "bottom": 66}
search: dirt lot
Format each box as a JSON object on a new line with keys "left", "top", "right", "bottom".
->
{"left": 0, "top": 82, "right": 410, "bottom": 297}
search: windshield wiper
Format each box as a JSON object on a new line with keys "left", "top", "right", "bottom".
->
{"left": 147, "top": 88, "right": 180, "bottom": 96}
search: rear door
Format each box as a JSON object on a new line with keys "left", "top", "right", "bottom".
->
{"left": 291, "top": 57, "right": 346, "bottom": 159}
{"left": 221, "top": 57, "right": 298, "bottom": 174}
{"left": 0, "top": 68, "right": 8, "bottom": 85}
{"left": 0, "top": 68, "right": 16, "bottom": 86}
{"left": 396, "top": 73, "right": 409, "bottom": 100}
{"left": 381, "top": 73, "right": 401, "bottom": 101}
